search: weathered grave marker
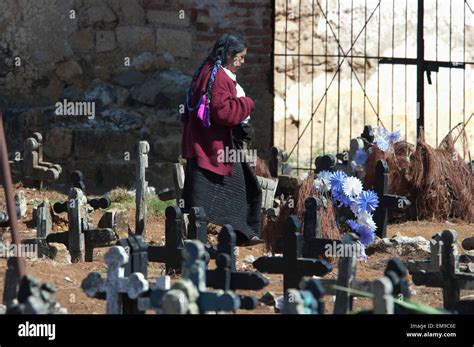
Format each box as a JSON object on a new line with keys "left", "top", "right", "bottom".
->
{"left": 206, "top": 226, "right": 269, "bottom": 310}
{"left": 52, "top": 171, "right": 111, "bottom": 213}
{"left": 98, "top": 209, "right": 129, "bottom": 239}
{"left": 147, "top": 205, "right": 185, "bottom": 273}
{"left": 173, "top": 162, "right": 185, "bottom": 204}
{"left": 7, "top": 275, "right": 63, "bottom": 314}
{"left": 333, "top": 232, "right": 359, "bottom": 314}
{"left": 373, "top": 160, "right": 411, "bottom": 238}
{"left": 314, "top": 154, "right": 336, "bottom": 173}
{"left": 47, "top": 188, "right": 117, "bottom": 262}
{"left": 135, "top": 141, "right": 149, "bottom": 237}
{"left": 81, "top": 246, "right": 149, "bottom": 314}
{"left": 170, "top": 240, "right": 241, "bottom": 314}
{"left": 23, "top": 132, "right": 62, "bottom": 186}
{"left": 22, "top": 199, "right": 52, "bottom": 257}
{"left": 411, "top": 229, "right": 474, "bottom": 310}
{"left": 302, "top": 196, "right": 341, "bottom": 258}
{"left": 253, "top": 215, "right": 333, "bottom": 293}
{"left": 283, "top": 278, "right": 326, "bottom": 314}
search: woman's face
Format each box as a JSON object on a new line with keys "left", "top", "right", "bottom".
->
{"left": 226, "top": 48, "right": 247, "bottom": 73}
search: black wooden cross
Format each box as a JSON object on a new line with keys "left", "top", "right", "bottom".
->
{"left": 147, "top": 205, "right": 185, "bottom": 274}
{"left": 373, "top": 160, "right": 411, "bottom": 238}
{"left": 283, "top": 277, "right": 326, "bottom": 314}
{"left": 206, "top": 226, "right": 269, "bottom": 310}
{"left": 314, "top": 154, "right": 336, "bottom": 174}
{"left": 46, "top": 226, "right": 116, "bottom": 262}
{"left": 253, "top": 215, "right": 333, "bottom": 293}
{"left": 46, "top": 187, "right": 116, "bottom": 262}
{"left": 379, "top": 0, "right": 465, "bottom": 135}
{"left": 302, "top": 196, "right": 341, "bottom": 258}
{"left": 411, "top": 229, "right": 474, "bottom": 311}
{"left": 52, "top": 171, "right": 110, "bottom": 213}
{"left": 187, "top": 206, "right": 208, "bottom": 244}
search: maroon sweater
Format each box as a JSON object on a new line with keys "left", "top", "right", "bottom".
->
{"left": 181, "top": 61, "right": 255, "bottom": 176}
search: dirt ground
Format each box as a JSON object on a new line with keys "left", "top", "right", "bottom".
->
{"left": 0, "top": 186, "right": 473, "bottom": 314}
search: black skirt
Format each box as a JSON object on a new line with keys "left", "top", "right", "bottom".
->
{"left": 182, "top": 157, "right": 262, "bottom": 242}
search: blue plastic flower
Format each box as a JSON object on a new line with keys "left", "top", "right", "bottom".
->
{"left": 357, "top": 225, "right": 375, "bottom": 246}
{"left": 386, "top": 129, "right": 401, "bottom": 143}
{"left": 357, "top": 190, "right": 379, "bottom": 213}
{"left": 346, "top": 219, "right": 360, "bottom": 232}
{"left": 354, "top": 149, "right": 368, "bottom": 166}
{"left": 375, "top": 137, "right": 389, "bottom": 152}
{"left": 332, "top": 188, "right": 354, "bottom": 208}
{"left": 318, "top": 170, "right": 332, "bottom": 181}
{"left": 329, "top": 170, "right": 347, "bottom": 193}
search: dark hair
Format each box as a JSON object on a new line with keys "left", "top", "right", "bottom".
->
{"left": 209, "top": 33, "right": 247, "bottom": 66}
{"left": 183, "top": 33, "right": 247, "bottom": 125}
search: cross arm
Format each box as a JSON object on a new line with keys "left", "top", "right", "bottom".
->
{"left": 228, "top": 272, "right": 270, "bottom": 290}
{"left": 380, "top": 194, "right": 411, "bottom": 210}
{"left": 296, "top": 258, "right": 333, "bottom": 277}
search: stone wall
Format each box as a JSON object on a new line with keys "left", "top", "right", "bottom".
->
{"left": 0, "top": 0, "right": 274, "bottom": 191}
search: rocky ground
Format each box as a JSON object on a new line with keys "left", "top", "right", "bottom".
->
{"left": 0, "top": 185, "right": 473, "bottom": 314}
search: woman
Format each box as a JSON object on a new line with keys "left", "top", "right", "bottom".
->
{"left": 181, "top": 33, "right": 263, "bottom": 246}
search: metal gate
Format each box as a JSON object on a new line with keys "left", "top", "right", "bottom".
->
{"left": 274, "top": 0, "right": 474, "bottom": 172}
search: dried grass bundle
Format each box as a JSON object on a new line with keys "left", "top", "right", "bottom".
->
{"left": 256, "top": 157, "right": 272, "bottom": 178}
{"left": 364, "top": 127, "right": 474, "bottom": 222}
{"left": 412, "top": 131, "right": 474, "bottom": 221}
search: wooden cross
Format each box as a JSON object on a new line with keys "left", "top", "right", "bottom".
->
{"left": 160, "top": 240, "right": 241, "bottom": 314}
{"left": 283, "top": 278, "right": 326, "bottom": 314}
{"left": 373, "top": 160, "right": 411, "bottom": 238}
{"left": 81, "top": 246, "right": 149, "bottom": 314}
{"left": 252, "top": 215, "right": 333, "bottom": 293}
{"left": 206, "top": 226, "right": 269, "bottom": 310}
{"left": 135, "top": 141, "right": 149, "bottom": 237}
{"left": 302, "top": 197, "right": 342, "bottom": 259}
{"left": 407, "top": 233, "right": 443, "bottom": 273}
{"left": 187, "top": 206, "right": 208, "bottom": 244}
{"left": 147, "top": 205, "right": 185, "bottom": 274}
{"left": 52, "top": 171, "right": 110, "bottom": 213}
{"left": 47, "top": 188, "right": 117, "bottom": 262}
{"left": 411, "top": 229, "right": 474, "bottom": 311}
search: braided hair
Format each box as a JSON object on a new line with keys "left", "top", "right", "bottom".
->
{"left": 183, "top": 33, "right": 247, "bottom": 125}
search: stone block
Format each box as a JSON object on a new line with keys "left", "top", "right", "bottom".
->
{"left": 73, "top": 129, "right": 136, "bottom": 160}
{"left": 130, "top": 68, "right": 190, "bottom": 107}
{"left": 108, "top": 0, "right": 145, "bottom": 25}
{"left": 156, "top": 29, "right": 192, "bottom": 58}
{"left": 147, "top": 10, "right": 190, "bottom": 27}
{"left": 112, "top": 70, "right": 146, "bottom": 87}
{"left": 48, "top": 242, "right": 71, "bottom": 263}
{"left": 69, "top": 30, "right": 95, "bottom": 53}
{"left": 43, "top": 127, "right": 74, "bottom": 159}
{"left": 55, "top": 60, "right": 83, "bottom": 83}
{"left": 96, "top": 30, "right": 116, "bottom": 53}
{"left": 116, "top": 26, "right": 155, "bottom": 52}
